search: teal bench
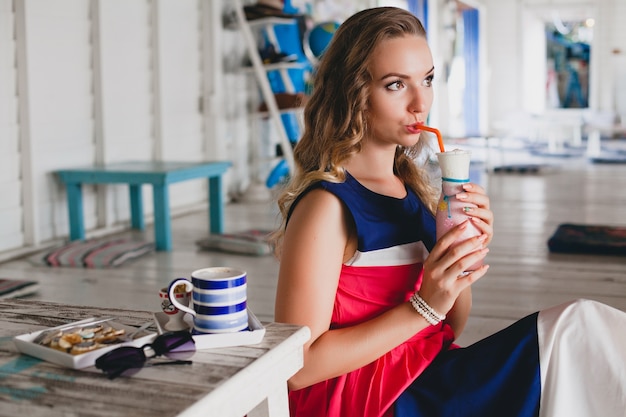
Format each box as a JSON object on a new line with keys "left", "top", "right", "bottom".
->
{"left": 56, "top": 161, "right": 231, "bottom": 251}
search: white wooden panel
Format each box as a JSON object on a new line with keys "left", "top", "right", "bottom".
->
{"left": 29, "top": 120, "right": 95, "bottom": 151}
{"left": 0, "top": 126, "right": 19, "bottom": 165}
{"left": 0, "top": 0, "right": 24, "bottom": 249}
{"left": 27, "top": 0, "right": 91, "bottom": 17}
{"left": 0, "top": 182, "right": 20, "bottom": 210}
{"left": 0, "top": 207, "right": 22, "bottom": 236}
{"left": 160, "top": 123, "right": 204, "bottom": 158}
{"left": 613, "top": 0, "right": 626, "bottom": 115}
{"left": 98, "top": 0, "right": 153, "bottom": 162}
{"left": 23, "top": 0, "right": 95, "bottom": 242}
{"left": 0, "top": 154, "right": 19, "bottom": 181}
{"left": 37, "top": 145, "right": 99, "bottom": 238}
{"left": 156, "top": 0, "right": 205, "bottom": 210}
{"left": 26, "top": 18, "right": 92, "bottom": 125}
{"left": 0, "top": 208, "right": 24, "bottom": 252}
{"left": 96, "top": 0, "right": 154, "bottom": 226}
{"left": 104, "top": 117, "right": 152, "bottom": 145}
{"left": 0, "top": 75, "right": 18, "bottom": 126}
{"left": 157, "top": 0, "right": 203, "bottom": 153}
{"left": 0, "top": 10, "right": 18, "bottom": 124}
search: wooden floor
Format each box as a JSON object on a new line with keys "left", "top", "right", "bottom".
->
{"left": 2, "top": 142, "right": 626, "bottom": 346}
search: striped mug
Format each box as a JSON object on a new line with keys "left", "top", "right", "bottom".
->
{"left": 168, "top": 267, "right": 248, "bottom": 334}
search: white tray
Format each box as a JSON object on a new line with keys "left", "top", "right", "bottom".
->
{"left": 13, "top": 318, "right": 157, "bottom": 369}
{"left": 153, "top": 309, "right": 265, "bottom": 350}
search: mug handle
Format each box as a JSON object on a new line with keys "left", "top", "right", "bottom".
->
{"left": 168, "top": 279, "right": 195, "bottom": 316}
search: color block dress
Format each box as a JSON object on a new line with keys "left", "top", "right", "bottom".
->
{"left": 287, "top": 173, "right": 626, "bottom": 417}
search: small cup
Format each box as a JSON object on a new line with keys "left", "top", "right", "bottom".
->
{"left": 168, "top": 267, "right": 248, "bottom": 334}
{"left": 159, "top": 284, "right": 191, "bottom": 331}
{"left": 437, "top": 149, "right": 471, "bottom": 180}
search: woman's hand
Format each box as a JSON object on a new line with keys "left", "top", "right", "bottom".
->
{"left": 456, "top": 183, "right": 494, "bottom": 245}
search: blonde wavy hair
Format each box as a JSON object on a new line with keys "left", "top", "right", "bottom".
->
{"left": 271, "top": 7, "right": 439, "bottom": 257}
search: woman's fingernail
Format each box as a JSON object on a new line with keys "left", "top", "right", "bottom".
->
{"left": 463, "top": 183, "right": 473, "bottom": 190}
{"left": 456, "top": 193, "right": 468, "bottom": 200}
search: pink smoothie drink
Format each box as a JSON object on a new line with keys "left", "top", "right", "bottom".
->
{"left": 435, "top": 149, "right": 483, "bottom": 272}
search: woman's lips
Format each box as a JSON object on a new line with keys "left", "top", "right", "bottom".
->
{"left": 406, "top": 123, "right": 423, "bottom": 134}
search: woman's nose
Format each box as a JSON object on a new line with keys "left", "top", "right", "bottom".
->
{"left": 409, "top": 89, "right": 427, "bottom": 113}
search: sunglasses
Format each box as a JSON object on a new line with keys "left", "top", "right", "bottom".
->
{"left": 95, "top": 330, "right": 195, "bottom": 379}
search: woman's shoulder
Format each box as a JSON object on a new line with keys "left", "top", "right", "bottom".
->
{"left": 317, "top": 172, "right": 366, "bottom": 197}
{"left": 287, "top": 186, "right": 350, "bottom": 233}
{"left": 289, "top": 175, "right": 350, "bottom": 211}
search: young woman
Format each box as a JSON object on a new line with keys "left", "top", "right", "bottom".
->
{"left": 272, "top": 7, "right": 626, "bottom": 417}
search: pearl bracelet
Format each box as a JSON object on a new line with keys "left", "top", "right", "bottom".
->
{"left": 409, "top": 292, "right": 446, "bottom": 325}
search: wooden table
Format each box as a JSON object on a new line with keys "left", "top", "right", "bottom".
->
{"left": 0, "top": 299, "right": 309, "bottom": 417}
{"left": 56, "top": 161, "right": 231, "bottom": 251}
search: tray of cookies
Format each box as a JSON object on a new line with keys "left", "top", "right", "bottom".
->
{"left": 13, "top": 317, "right": 157, "bottom": 369}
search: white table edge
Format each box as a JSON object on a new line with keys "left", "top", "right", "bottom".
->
{"left": 177, "top": 325, "right": 311, "bottom": 417}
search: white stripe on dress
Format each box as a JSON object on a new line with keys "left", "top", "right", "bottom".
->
{"left": 344, "top": 241, "right": 430, "bottom": 267}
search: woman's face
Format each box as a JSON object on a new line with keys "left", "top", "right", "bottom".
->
{"left": 366, "top": 34, "right": 434, "bottom": 149}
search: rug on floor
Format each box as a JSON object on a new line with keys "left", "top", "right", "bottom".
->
{"left": 547, "top": 223, "right": 626, "bottom": 256}
{"left": 492, "top": 164, "right": 547, "bottom": 174}
{"left": 589, "top": 154, "right": 626, "bottom": 164}
{"left": 196, "top": 229, "right": 273, "bottom": 256}
{"left": 0, "top": 279, "right": 39, "bottom": 299}
{"left": 30, "top": 238, "right": 154, "bottom": 268}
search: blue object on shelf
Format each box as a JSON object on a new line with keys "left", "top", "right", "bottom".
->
{"left": 304, "top": 21, "right": 340, "bottom": 63}
{"left": 266, "top": 159, "right": 290, "bottom": 188}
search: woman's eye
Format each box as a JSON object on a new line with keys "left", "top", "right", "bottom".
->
{"left": 423, "top": 75, "right": 434, "bottom": 87}
{"left": 386, "top": 80, "right": 404, "bottom": 91}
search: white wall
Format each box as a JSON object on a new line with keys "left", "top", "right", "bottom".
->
{"left": 484, "top": 0, "right": 523, "bottom": 126}
{"left": 521, "top": 8, "right": 546, "bottom": 114}
{"left": 0, "top": 0, "right": 22, "bottom": 252}
{"left": 428, "top": 0, "right": 489, "bottom": 137}
{"left": 608, "top": 0, "right": 626, "bottom": 117}
{"left": 485, "top": 0, "right": 626, "bottom": 127}
{"left": 0, "top": 0, "right": 226, "bottom": 259}
{"left": 95, "top": 0, "right": 154, "bottom": 229}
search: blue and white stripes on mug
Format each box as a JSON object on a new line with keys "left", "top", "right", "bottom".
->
{"left": 168, "top": 267, "right": 249, "bottom": 334}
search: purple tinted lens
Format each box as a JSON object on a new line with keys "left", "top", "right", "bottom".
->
{"left": 95, "top": 346, "right": 146, "bottom": 372}
{"left": 153, "top": 332, "right": 195, "bottom": 355}
{"left": 168, "top": 339, "right": 196, "bottom": 354}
